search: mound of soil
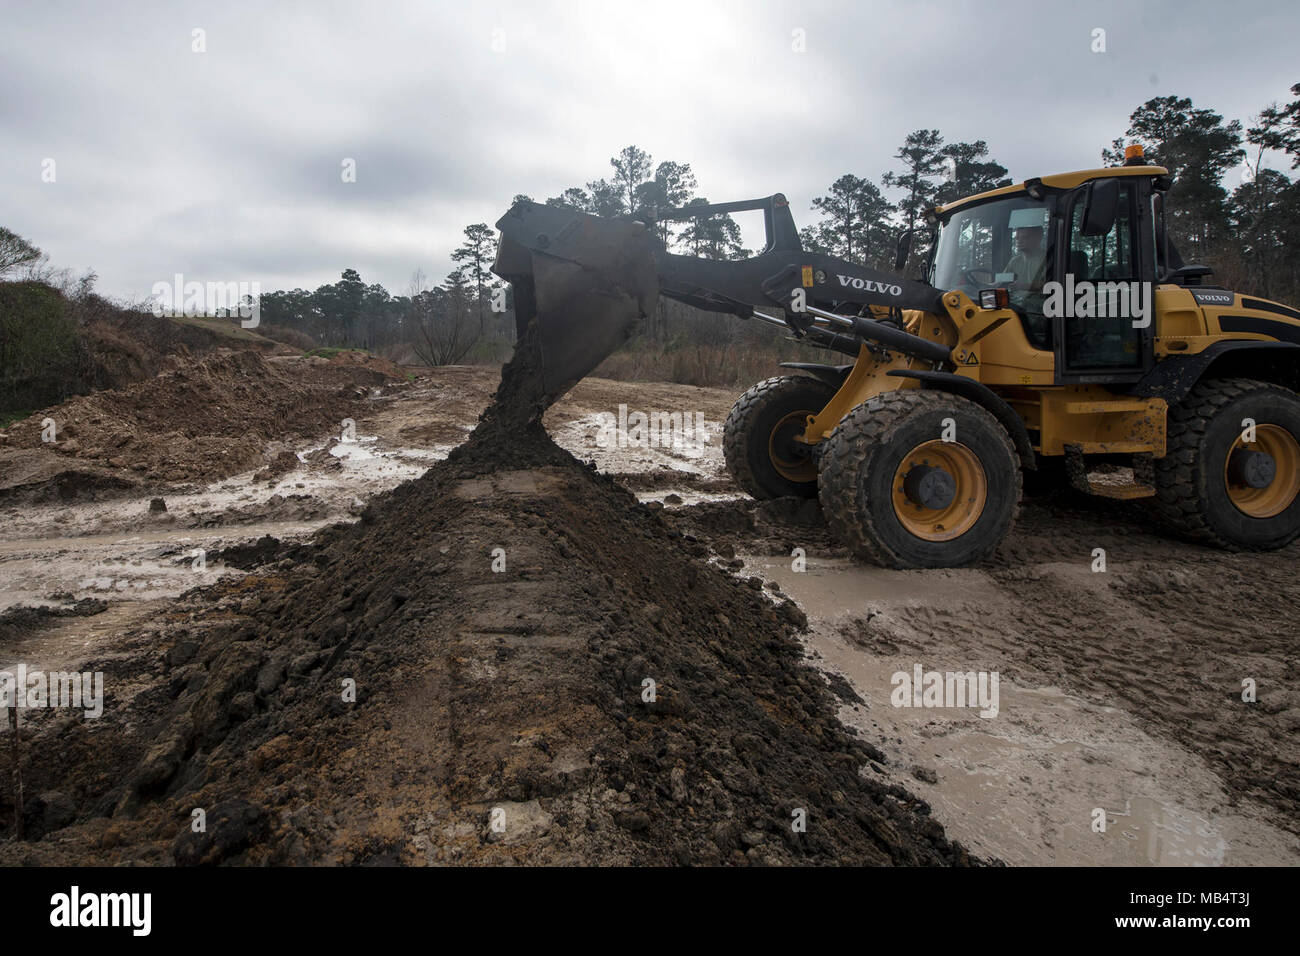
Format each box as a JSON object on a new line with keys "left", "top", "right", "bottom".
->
{"left": 7, "top": 337, "right": 973, "bottom": 866}
{"left": 80, "top": 308, "right": 286, "bottom": 392}
{"left": 1, "top": 351, "right": 399, "bottom": 486}
{"left": 207, "top": 534, "right": 308, "bottom": 571}
{"left": 0, "top": 448, "right": 143, "bottom": 504}
{"left": 323, "top": 350, "right": 410, "bottom": 382}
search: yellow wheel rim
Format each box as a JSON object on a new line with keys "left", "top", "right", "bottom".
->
{"left": 768, "top": 410, "right": 817, "bottom": 483}
{"left": 1224, "top": 423, "right": 1300, "bottom": 518}
{"left": 891, "top": 440, "right": 987, "bottom": 542}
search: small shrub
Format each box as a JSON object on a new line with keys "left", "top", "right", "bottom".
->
{"left": 0, "top": 281, "right": 83, "bottom": 412}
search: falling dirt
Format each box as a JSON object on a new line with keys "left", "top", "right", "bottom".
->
{"left": 4, "top": 336, "right": 973, "bottom": 866}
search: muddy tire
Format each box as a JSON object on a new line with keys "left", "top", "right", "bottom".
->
{"left": 1021, "top": 455, "right": 1069, "bottom": 497}
{"left": 818, "top": 390, "right": 1021, "bottom": 568}
{"left": 1152, "top": 378, "right": 1300, "bottom": 549}
{"left": 723, "top": 375, "right": 836, "bottom": 500}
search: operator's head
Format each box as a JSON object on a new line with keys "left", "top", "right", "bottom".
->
{"left": 1014, "top": 225, "right": 1043, "bottom": 253}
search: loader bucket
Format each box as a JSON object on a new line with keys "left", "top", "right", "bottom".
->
{"left": 492, "top": 200, "right": 659, "bottom": 406}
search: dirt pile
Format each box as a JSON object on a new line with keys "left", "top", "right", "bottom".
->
{"left": 0, "top": 280, "right": 295, "bottom": 417}
{"left": 0, "top": 351, "right": 401, "bottom": 495}
{"left": 323, "top": 349, "right": 410, "bottom": 382}
{"left": 78, "top": 308, "right": 287, "bottom": 392}
{"left": 9, "top": 338, "right": 973, "bottom": 866}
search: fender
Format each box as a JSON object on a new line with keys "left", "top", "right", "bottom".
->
{"left": 886, "top": 369, "right": 1036, "bottom": 469}
{"left": 778, "top": 362, "right": 853, "bottom": 388}
{"left": 1129, "top": 341, "right": 1300, "bottom": 404}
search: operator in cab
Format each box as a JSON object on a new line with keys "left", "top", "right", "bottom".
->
{"left": 1003, "top": 223, "right": 1046, "bottom": 287}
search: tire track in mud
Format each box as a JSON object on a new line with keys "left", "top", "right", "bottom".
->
{"left": 662, "top": 484, "right": 1299, "bottom": 851}
{"left": 845, "top": 497, "right": 1300, "bottom": 835}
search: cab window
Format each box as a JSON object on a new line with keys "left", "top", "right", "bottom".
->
{"left": 930, "top": 195, "right": 1055, "bottom": 350}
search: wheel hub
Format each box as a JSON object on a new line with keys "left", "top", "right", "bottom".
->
{"left": 1224, "top": 423, "right": 1300, "bottom": 519}
{"left": 1228, "top": 447, "right": 1276, "bottom": 490}
{"left": 768, "top": 411, "right": 816, "bottom": 483}
{"left": 890, "top": 440, "right": 988, "bottom": 542}
{"left": 902, "top": 464, "right": 957, "bottom": 510}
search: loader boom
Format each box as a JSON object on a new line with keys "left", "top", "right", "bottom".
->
{"left": 491, "top": 195, "right": 952, "bottom": 401}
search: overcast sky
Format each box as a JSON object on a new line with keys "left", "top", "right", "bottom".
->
{"left": 2, "top": 0, "right": 1297, "bottom": 301}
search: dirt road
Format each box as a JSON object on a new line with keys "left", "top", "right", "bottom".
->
{"left": 2, "top": 360, "right": 1296, "bottom": 865}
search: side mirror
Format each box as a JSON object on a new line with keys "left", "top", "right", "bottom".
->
{"left": 1082, "top": 179, "right": 1120, "bottom": 237}
{"left": 894, "top": 229, "right": 913, "bottom": 271}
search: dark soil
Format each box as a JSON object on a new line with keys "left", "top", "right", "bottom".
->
{"left": 5, "top": 334, "right": 975, "bottom": 866}
{"left": 663, "top": 495, "right": 844, "bottom": 562}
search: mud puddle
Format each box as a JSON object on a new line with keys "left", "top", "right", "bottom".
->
{"left": 549, "top": 413, "right": 722, "bottom": 478}
{"left": 0, "top": 521, "right": 321, "bottom": 612}
{"left": 0, "top": 424, "right": 459, "bottom": 584}
{"left": 0, "top": 599, "right": 167, "bottom": 674}
{"left": 737, "top": 549, "right": 1300, "bottom": 866}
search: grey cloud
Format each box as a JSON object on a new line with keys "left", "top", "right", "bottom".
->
{"left": 2, "top": 0, "right": 1297, "bottom": 298}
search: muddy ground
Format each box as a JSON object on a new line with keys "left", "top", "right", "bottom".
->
{"left": 1, "top": 358, "right": 1297, "bottom": 865}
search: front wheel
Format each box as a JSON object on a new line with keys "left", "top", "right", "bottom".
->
{"left": 818, "top": 390, "right": 1021, "bottom": 568}
{"left": 1153, "top": 378, "right": 1300, "bottom": 549}
{"left": 723, "top": 375, "right": 837, "bottom": 500}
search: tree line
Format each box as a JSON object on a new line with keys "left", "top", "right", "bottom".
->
{"left": 6, "top": 84, "right": 1300, "bottom": 370}
{"left": 257, "top": 220, "right": 508, "bottom": 365}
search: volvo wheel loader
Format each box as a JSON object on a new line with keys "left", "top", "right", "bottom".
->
{"left": 491, "top": 145, "right": 1300, "bottom": 568}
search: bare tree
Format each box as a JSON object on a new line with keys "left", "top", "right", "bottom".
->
{"left": 409, "top": 268, "right": 480, "bottom": 365}
{"left": 0, "top": 227, "right": 43, "bottom": 279}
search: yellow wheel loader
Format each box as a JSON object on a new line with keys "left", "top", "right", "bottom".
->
{"left": 491, "top": 145, "right": 1300, "bottom": 568}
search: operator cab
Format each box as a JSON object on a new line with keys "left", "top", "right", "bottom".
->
{"left": 930, "top": 195, "right": 1054, "bottom": 344}
{"left": 929, "top": 152, "right": 1166, "bottom": 384}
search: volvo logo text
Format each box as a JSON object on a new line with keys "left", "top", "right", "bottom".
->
{"left": 836, "top": 274, "right": 903, "bottom": 296}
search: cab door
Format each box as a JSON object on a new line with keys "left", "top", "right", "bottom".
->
{"left": 1053, "top": 177, "right": 1156, "bottom": 384}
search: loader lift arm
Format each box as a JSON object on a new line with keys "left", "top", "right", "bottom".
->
{"left": 492, "top": 195, "right": 954, "bottom": 400}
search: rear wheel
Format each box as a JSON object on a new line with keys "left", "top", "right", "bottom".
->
{"left": 818, "top": 390, "right": 1021, "bottom": 568}
{"left": 723, "top": 375, "right": 837, "bottom": 500}
{"left": 1153, "top": 378, "right": 1300, "bottom": 549}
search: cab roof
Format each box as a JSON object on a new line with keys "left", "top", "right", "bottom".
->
{"left": 936, "top": 164, "right": 1169, "bottom": 217}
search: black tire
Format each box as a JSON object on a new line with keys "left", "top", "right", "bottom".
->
{"left": 723, "top": 375, "right": 837, "bottom": 500}
{"left": 1152, "top": 378, "right": 1300, "bottom": 549}
{"left": 1021, "top": 454, "right": 1070, "bottom": 497}
{"left": 818, "top": 390, "right": 1021, "bottom": 568}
